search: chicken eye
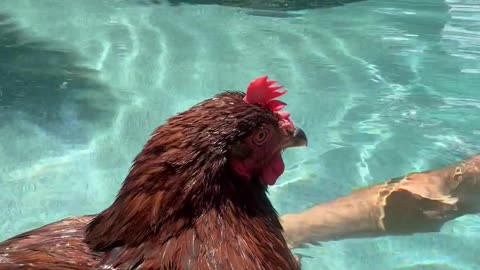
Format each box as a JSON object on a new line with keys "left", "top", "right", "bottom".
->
{"left": 253, "top": 129, "right": 269, "bottom": 146}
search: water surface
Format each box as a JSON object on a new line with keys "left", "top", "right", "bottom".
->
{"left": 1, "top": 0, "right": 480, "bottom": 269}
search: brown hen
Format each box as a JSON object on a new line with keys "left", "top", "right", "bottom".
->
{"left": 0, "top": 76, "right": 307, "bottom": 270}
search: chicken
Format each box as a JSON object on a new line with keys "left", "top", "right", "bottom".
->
{"left": 0, "top": 75, "right": 307, "bottom": 270}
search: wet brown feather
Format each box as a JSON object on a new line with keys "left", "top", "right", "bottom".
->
{"left": 0, "top": 216, "right": 100, "bottom": 270}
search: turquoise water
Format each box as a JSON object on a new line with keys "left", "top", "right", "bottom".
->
{"left": 1, "top": 0, "right": 480, "bottom": 269}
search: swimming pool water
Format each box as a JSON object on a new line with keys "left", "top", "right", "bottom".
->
{"left": 1, "top": 0, "right": 480, "bottom": 269}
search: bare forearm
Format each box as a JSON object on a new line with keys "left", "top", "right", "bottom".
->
{"left": 282, "top": 155, "right": 480, "bottom": 248}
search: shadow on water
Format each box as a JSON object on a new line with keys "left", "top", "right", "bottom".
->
{"left": 137, "top": 0, "right": 367, "bottom": 11}
{"left": 0, "top": 14, "right": 119, "bottom": 145}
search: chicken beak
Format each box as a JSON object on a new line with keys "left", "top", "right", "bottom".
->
{"left": 283, "top": 127, "right": 308, "bottom": 148}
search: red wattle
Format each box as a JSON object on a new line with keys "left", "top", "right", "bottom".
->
{"left": 261, "top": 154, "right": 285, "bottom": 186}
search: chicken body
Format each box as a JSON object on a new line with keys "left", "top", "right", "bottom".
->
{"left": 0, "top": 195, "right": 296, "bottom": 270}
{"left": 0, "top": 81, "right": 306, "bottom": 270}
{"left": 0, "top": 216, "right": 99, "bottom": 270}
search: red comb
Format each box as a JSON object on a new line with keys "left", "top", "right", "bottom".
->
{"left": 243, "top": 75, "right": 286, "bottom": 105}
{"left": 244, "top": 75, "right": 294, "bottom": 130}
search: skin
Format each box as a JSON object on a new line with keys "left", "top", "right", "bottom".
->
{"left": 280, "top": 154, "right": 480, "bottom": 249}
